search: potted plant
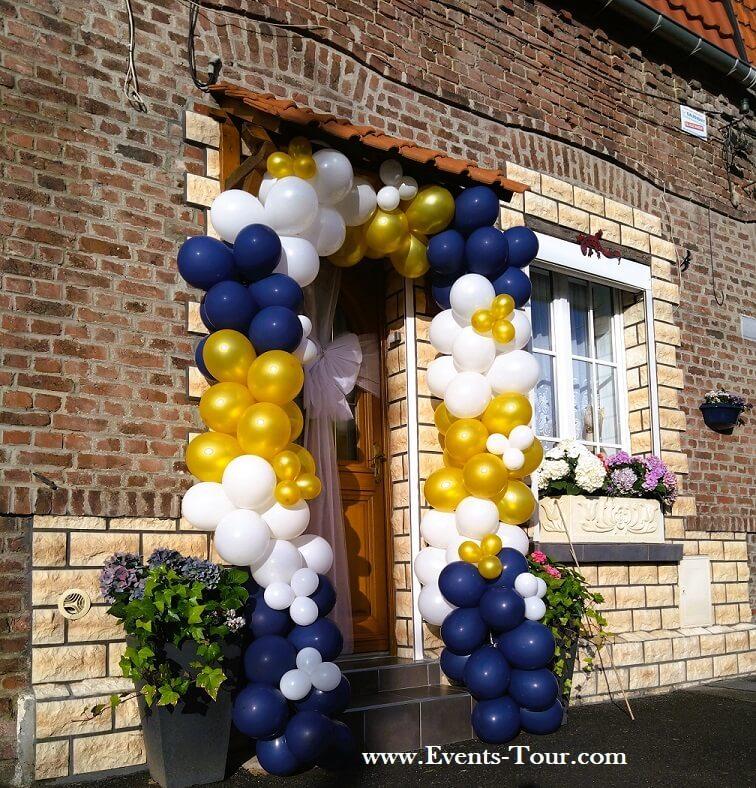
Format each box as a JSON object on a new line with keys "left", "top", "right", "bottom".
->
{"left": 94, "top": 549, "right": 249, "bottom": 788}
{"left": 699, "top": 389, "right": 752, "bottom": 434}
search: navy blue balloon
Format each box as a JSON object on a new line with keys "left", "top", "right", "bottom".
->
{"left": 256, "top": 735, "right": 300, "bottom": 776}
{"left": 199, "top": 298, "right": 215, "bottom": 332}
{"left": 479, "top": 586, "right": 526, "bottom": 632}
{"left": 427, "top": 230, "right": 466, "bottom": 278}
{"left": 244, "top": 635, "right": 296, "bottom": 685}
{"left": 471, "top": 696, "right": 520, "bottom": 744}
{"left": 316, "top": 721, "right": 358, "bottom": 770}
{"left": 431, "top": 275, "right": 455, "bottom": 310}
{"left": 250, "top": 597, "right": 292, "bottom": 638}
{"left": 288, "top": 619, "right": 343, "bottom": 662}
{"left": 178, "top": 236, "right": 235, "bottom": 290}
{"left": 465, "top": 226, "right": 509, "bottom": 279}
{"left": 233, "top": 223, "right": 282, "bottom": 282}
{"left": 232, "top": 684, "right": 288, "bottom": 739}
{"left": 285, "top": 711, "right": 333, "bottom": 764}
{"left": 310, "top": 575, "right": 336, "bottom": 617}
{"left": 438, "top": 561, "right": 488, "bottom": 608}
{"left": 204, "top": 280, "right": 257, "bottom": 332}
{"left": 194, "top": 337, "right": 215, "bottom": 381}
{"left": 495, "top": 621, "right": 555, "bottom": 670}
{"left": 487, "top": 548, "right": 529, "bottom": 589}
{"left": 509, "top": 668, "right": 560, "bottom": 712}
{"left": 520, "top": 699, "right": 563, "bottom": 734}
{"left": 248, "top": 305, "right": 303, "bottom": 354}
{"left": 440, "top": 607, "right": 488, "bottom": 656}
{"left": 439, "top": 648, "right": 470, "bottom": 683}
{"left": 491, "top": 267, "right": 532, "bottom": 308}
{"left": 453, "top": 186, "right": 500, "bottom": 236}
{"left": 295, "top": 676, "right": 351, "bottom": 716}
{"left": 462, "top": 645, "right": 511, "bottom": 700}
{"left": 504, "top": 226, "right": 539, "bottom": 269}
{"left": 249, "top": 274, "right": 303, "bottom": 311}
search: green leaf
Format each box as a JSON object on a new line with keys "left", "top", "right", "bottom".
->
{"left": 187, "top": 605, "right": 206, "bottom": 625}
{"left": 157, "top": 686, "right": 180, "bottom": 707}
{"left": 142, "top": 684, "right": 157, "bottom": 707}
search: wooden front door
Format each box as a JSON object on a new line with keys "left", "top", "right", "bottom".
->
{"left": 334, "top": 266, "right": 392, "bottom": 654}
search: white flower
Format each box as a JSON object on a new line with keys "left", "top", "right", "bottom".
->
{"left": 574, "top": 453, "right": 606, "bottom": 492}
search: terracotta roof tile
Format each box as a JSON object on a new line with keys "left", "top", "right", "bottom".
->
{"left": 732, "top": 0, "right": 756, "bottom": 63}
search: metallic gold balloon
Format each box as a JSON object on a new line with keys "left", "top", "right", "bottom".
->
{"left": 247, "top": 351, "right": 304, "bottom": 405}
{"left": 267, "top": 151, "right": 294, "bottom": 178}
{"left": 185, "top": 432, "right": 242, "bottom": 483}
{"left": 480, "top": 533, "right": 503, "bottom": 556}
{"left": 272, "top": 450, "right": 301, "bottom": 482}
{"left": 292, "top": 154, "right": 317, "bottom": 179}
{"left": 237, "top": 402, "right": 291, "bottom": 459}
{"left": 459, "top": 541, "right": 482, "bottom": 563}
{"left": 482, "top": 394, "right": 533, "bottom": 437}
{"left": 462, "top": 453, "right": 509, "bottom": 499}
{"left": 287, "top": 443, "right": 317, "bottom": 474}
{"left": 424, "top": 467, "right": 467, "bottom": 512}
{"left": 288, "top": 136, "right": 312, "bottom": 156}
{"left": 295, "top": 473, "right": 322, "bottom": 500}
{"left": 364, "top": 209, "right": 409, "bottom": 255}
{"left": 283, "top": 400, "right": 304, "bottom": 441}
{"left": 509, "top": 439, "right": 544, "bottom": 479}
{"left": 199, "top": 382, "right": 254, "bottom": 435}
{"left": 478, "top": 555, "right": 503, "bottom": 580}
{"left": 434, "top": 403, "right": 457, "bottom": 435}
{"left": 405, "top": 186, "right": 455, "bottom": 235}
{"left": 491, "top": 294, "right": 515, "bottom": 320}
{"left": 471, "top": 309, "right": 494, "bottom": 334}
{"left": 492, "top": 319, "right": 515, "bottom": 344}
{"left": 496, "top": 480, "right": 537, "bottom": 525}
{"left": 445, "top": 418, "right": 489, "bottom": 464}
{"left": 275, "top": 480, "right": 301, "bottom": 506}
{"left": 443, "top": 449, "right": 463, "bottom": 468}
{"left": 328, "top": 225, "right": 367, "bottom": 267}
{"left": 202, "top": 329, "right": 256, "bottom": 384}
{"left": 390, "top": 233, "right": 429, "bottom": 279}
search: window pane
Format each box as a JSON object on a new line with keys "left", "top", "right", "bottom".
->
{"left": 533, "top": 354, "right": 556, "bottom": 438}
{"left": 569, "top": 281, "right": 590, "bottom": 357}
{"left": 593, "top": 284, "right": 614, "bottom": 362}
{"left": 531, "top": 271, "right": 552, "bottom": 351}
{"left": 335, "top": 388, "right": 359, "bottom": 461}
{"left": 597, "top": 364, "right": 620, "bottom": 446}
{"left": 572, "top": 359, "right": 595, "bottom": 441}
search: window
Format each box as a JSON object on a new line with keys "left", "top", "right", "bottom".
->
{"left": 530, "top": 268, "right": 629, "bottom": 455}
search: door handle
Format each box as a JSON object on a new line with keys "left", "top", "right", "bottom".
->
{"left": 370, "top": 443, "right": 386, "bottom": 481}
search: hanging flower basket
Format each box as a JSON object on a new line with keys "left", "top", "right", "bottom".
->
{"left": 699, "top": 390, "right": 751, "bottom": 435}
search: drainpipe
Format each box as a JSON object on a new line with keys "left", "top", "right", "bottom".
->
{"left": 597, "top": 0, "right": 756, "bottom": 93}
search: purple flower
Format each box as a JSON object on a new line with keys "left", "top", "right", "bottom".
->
{"left": 180, "top": 557, "right": 221, "bottom": 589}
{"left": 147, "top": 548, "right": 183, "bottom": 569}
{"left": 610, "top": 467, "right": 637, "bottom": 493}
{"left": 100, "top": 552, "right": 145, "bottom": 603}
{"left": 606, "top": 451, "right": 633, "bottom": 467}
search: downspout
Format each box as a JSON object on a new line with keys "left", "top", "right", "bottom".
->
{"left": 597, "top": 0, "right": 756, "bottom": 93}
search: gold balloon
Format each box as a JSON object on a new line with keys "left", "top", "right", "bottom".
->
{"left": 287, "top": 443, "right": 317, "bottom": 474}
{"left": 293, "top": 154, "right": 317, "bottom": 179}
{"left": 424, "top": 467, "right": 466, "bottom": 512}
{"left": 237, "top": 402, "right": 291, "bottom": 459}
{"left": 328, "top": 225, "right": 367, "bottom": 268}
{"left": 267, "top": 151, "right": 294, "bottom": 178}
{"left": 459, "top": 541, "right": 482, "bottom": 563}
{"left": 295, "top": 473, "right": 322, "bottom": 500}
{"left": 364, "top": 209, "right": 409, "bottom": 255}
{"left": 445, "top": 418, "right": 489, "bottom": 463}
{"left": 462, "top": 453, "right": 509, "bottom": 499}
{"left": 283, "top": 400, "right": 304, "bottom": 441}
{"left": 480, "top": 533, "right": 503, "bottom": 557}
{"left": 471, "top": 309, "right": 494, "bottom": 334}
{"left": 199, "top": 382, "right": 254, "bottom": 434}
{"left": 509, "top": 439, "right": 544, "bottom": 480}
{"left": 202, "top": 329, "right": 256, "bottom": 384}
{"left": 390, "top": 233, "right": 429, "bottom": 278}
{"left": 272, "top": 450, "right": 301, "bottom": 482}
{"left": 478, "top": 555, "right": 503, "bottom": 580}
{"left": 434, "top": 403, "right": 457, "bottom": 435}
{"left": 482, "top": 394, "right": 533, "bottom": 436}
{"left": 247, "top": 351, "right": 304, "bottom": 405}
{"left": 492, "top": 319, "right": 515, "bottom": 344}
{"left": 496, "top": 480, "right": 537, "bottom": 525}
{"left": 405, "top": 186, "right": 455, "bottom": 235}
{"left": 288, "top": 136, "right": 312, "bottom": 156}
{"left": 492, "top": 294, "right": 515, "bottom": 320}
{"left": 185, "top": 432, "right": 242, "bottom": 483}
{"left": 275, "top": 480, "right": 301, "bottom": 506}
{"left": 443, "top": 449, "right": 463, "bottom": 468}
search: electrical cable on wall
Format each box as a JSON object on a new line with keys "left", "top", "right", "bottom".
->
{"left": 123, "top": 0, "right": 147, "bottom": 111}
{"left": 188, "top": 0, "right": 222, "bottom": 90}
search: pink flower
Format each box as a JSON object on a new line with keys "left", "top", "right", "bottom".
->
{"left": 530, "top": 550, "right": 547, "bottom": 564}
{"left": 545, "top": 565, "right": 561, "bottom": 578}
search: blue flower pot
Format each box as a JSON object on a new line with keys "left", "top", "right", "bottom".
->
{"left": 699, "top": 403, "right": 743, "bottom": 435}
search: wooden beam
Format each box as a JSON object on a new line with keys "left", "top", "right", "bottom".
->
{"left": 224, "top": 140, "right": 275, "bottom": 191}
{"left": 219, "top": 119, "right": 241, "bottom": 190}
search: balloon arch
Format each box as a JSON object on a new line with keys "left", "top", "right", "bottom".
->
{"left": 177, "top": 139, "right": 561, "bottom": 775}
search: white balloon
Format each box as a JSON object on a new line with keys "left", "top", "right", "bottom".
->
{"left": 290, "top": 596, "right": 319, "bottom": 626}
{"left": 263, "top": 176, "right": 319, "bottom": 236}
{"left": 293, "top": 534, "right": 333, "bottom": 574}
{"left": 214, "top": 509, "right": 271, "bottom": 566}
{"left": 420, "top": 510, "right": 457, "bottom": 549}
{"left": 444, "top": 371, "right": 492, "bottom": 418}
{"left": 508, "top": 425, "right": 535, "bottom": 450}
{"left": 258, "top": 173, "right": 277, "bottom": 205}
{"left": 222, "top": 455, "right": 276, "bottom": 512}
{"left": 275, "top": 236, "right": 320, "bottom": 287}
{"left": 299, "top": 315, "right": 312, "bottom": 338}
{"left": 426, "top": 355, "right": 457, "bottom": 399}
{"left": 377, "top": 185, "right": 401, "bottom": 211}
{"left": 335, "top": 176, "right": 377, "bottom": 226}
{"left": 494, "top": 309, "right": 532, "bottom": 353}
{"left": 449, "top": 274, "right": 495, "bottom": 322}
{"left": 514, "top": 572, "right": 540, "bottom": 599}
{"left": 290, "top": 567, "right": 319, "bottom": 598}
{"left": 310, "top": 661, "right": 341, "bottom": 691}
{"left": 429, "top": 310, "right": 464, "bottom": 355}
{"left": 397, "top": 175, "right": 418, "bottom": 201}
{"left": 181, "top": 482, "right": 235, "bottom": 531}
{"left": 301, "top": 206, "right": 346, "bottom": 256}
{"left": 264, "top": 581, "right": 295, "bottom": 610}
{"left": 413, "top": 547, "right": 447, "bottom": 586}
{"left": 295, "top": 647, "right": 322, "bottom": 674}
{"left": 496, "top": 523, "right": 530, "bottom": 556}
{"left": 262, "top": 499, "right": 311, "bottom": 540}
{"left": 452, "top": 326, "right": 496, "bottom": 374}
{"left": 486, "top": 350, "right": 540, "bottom": 395}
{"left": 294, "top": 336, "right": 319, "bottom": 366}
{"left": 524, "top": 596, "right": 546, "bottom": 621}
{"left": 503, "top": 447, "right": 525, "bottom": 471}
{"left": 455, "top": 496, "right": 499, "bottom": 539}
{"left": 312, "top": 149, "right": 353, "bottom": 206}
{"left": 209, "top": 190, "right": 265, "bottom": 243}
{"left": 379, "top": 159, "right": 402, "bottom": 186}
{"left": 280, "top": 669, "right": 312, "bottom": 701}
{"left": 535, "top": 577, "right": 548, "bottom": 599}
{"left": 251, "top": 539, "right": 304, "bottom": 587}
{"left": 418, "top": 583, "right": 456, "bottom": 626}
{"left": 486, "top": 433, "right": 509, "bottom": 455}
{"left": 444, "top": 533, "right": 479, "bottom": 564}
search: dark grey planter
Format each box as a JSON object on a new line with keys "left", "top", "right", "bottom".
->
{"left": 699, "top": 402, "right": 743, "bottom": 435}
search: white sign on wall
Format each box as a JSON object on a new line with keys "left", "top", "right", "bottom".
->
{"left": 679, "top": 105, "right": 708, "bottom": 139}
